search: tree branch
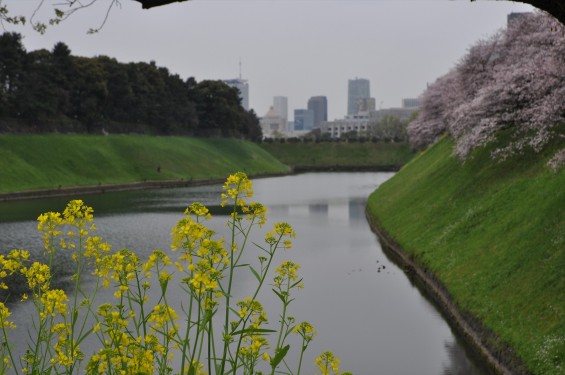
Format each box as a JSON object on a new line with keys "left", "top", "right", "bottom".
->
{"left": 133, "top": 0, "right": 190, "bottom": 9}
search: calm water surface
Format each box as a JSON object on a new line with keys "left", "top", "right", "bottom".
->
{"left": 0, "top": 173, "right": 487, "bottom": 375}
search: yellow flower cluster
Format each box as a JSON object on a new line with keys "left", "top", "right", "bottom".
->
{"left": 63, "top": 199, "right": 94, "bottom": 227}
{"left": 315, "top": 351, "right": 341, "bottom": 375}
{"left": 84, "top": 235, "right": 112, "bottom": 261}
{"left": 221, "top": 171, "right": 253, "bottom": 207}
{"left": 274, "top": 261, "right": 300, "bottom": 286}
{"left": 241, "top": 201, "right": 268, "bottom": 227}
{"left": 236, "top": 297, "right": 267, "bottom": 324}
{"left": 185, "top": 202, "right": 211, "bottom": 219}
{"left": 51, "top": 323, "right": 82, "bottom": 368}
{"left": 294, "top": 321, "right": 316, "bottom": 343}
{"left": 265, "top": 222, "right": 296, "bottom": 249}
{"left": 171, "top": 207, "right": 229, "bottom": 298}
{"left": 87, "top": 342, "right": 157, "bottom": 374}
{"left": 171, "top": 217, "right": 212, "bottom": 253}
{"left": 94, "top": 249, "right": 139, "bottom": 293}
{"left": 23, "top": 261, "right": 51, "bottom": 292}
{"left": 0, "top": 302, "right": 15, "bottom": 329}
{"left": 88, "top": 299, "right": 175, "bottom": 374}
{"left": 0, "top": 249, "right": 29, "bottom": 290}
{"left": 148, "top": 304, "right": 179, "bottom": 333}
{"left": 240, "top": 335, "right": 269, "bottom": 358}
{"left": 37, "top": 211, "right": 65, "bottom": 252}
{"left": 39, "top": 288, "right": 68, "bottom": 319}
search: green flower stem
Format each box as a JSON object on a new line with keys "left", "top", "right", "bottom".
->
{"left": 67, "top": 229, "right": 85, "bottom": 374}
{"left": 220, "top": 192, "right": 242, "bottom": 375}
{"left": 188, "top": 295, "right": 204, "bottom": 373}
{"left": 0, "top": 320, "right": 19, "bottom": 375}
{"left": 179, "top": 275, "right": 196, "bottom": 373}
{"left": 296, "top": 337, "right": 307, "bottom": 375}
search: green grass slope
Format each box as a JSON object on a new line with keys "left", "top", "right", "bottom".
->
{"left": 259, "top": 141, "right": 413, "bottom": 169}
{"left": 367, "top": 137, "right": 564, "bottom": 374}
{"left": 0, "top": 134, "right": 289, "bottom": 193}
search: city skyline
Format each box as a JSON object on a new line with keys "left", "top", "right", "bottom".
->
{"left": 2, "top": 0, "right": 536, "bottom": 120}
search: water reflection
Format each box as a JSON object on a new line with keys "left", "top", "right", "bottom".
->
{"left": 0, "top": 173, "right": 488, "bottom": 375}
{"left": 443, "top": 339, "right": 487, "bottom": 375}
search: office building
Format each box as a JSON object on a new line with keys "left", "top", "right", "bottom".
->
{"left": 369, "top": 107, "right": 418, "bottom": 122}
{"left": 223, "top": 78, "right": 249, "bottom": 110}
{"left": 402, "top": 98, "right": 420, "bottom": 108}
{"left": 273, "top": 96, "right": 288, "bottom": 124}
{"left": 294, "top": 109, "right": 315, "bottom": 131}
{"left": 321, "top": 115, "right": 370, "bottom": 138}
{"left": 307, "top": 96, "right": 328, "bottom": 129}
{"left": 348, "top": 78, "right": 370, "bottom": 115}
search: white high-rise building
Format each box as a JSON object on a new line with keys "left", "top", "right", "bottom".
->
{"left": 224, "top": 78, "right": 249, "bottom": 110}
{"left": 273, "top": 96, "right": 288, "bottom": 125}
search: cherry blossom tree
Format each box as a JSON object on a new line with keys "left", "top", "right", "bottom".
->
{"left": 407, "top": 71, "right": 455, "bottom": 150}
{"left": 408, "top": 11, "right": 565, "bottom": 164}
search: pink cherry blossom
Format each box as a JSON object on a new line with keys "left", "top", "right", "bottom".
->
{"left": 408, "top": 11, "right": 565, "bottom": 165}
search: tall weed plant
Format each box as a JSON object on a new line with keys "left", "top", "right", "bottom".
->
{"left": 0, "top": 173, "right": 350, "bottom": 375}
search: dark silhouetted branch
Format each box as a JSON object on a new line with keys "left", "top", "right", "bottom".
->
{"left": 133, "top": 0, "right": 190, "bottom": 9}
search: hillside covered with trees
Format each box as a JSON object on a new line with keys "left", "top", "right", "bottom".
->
{"left": 0, "top": 32, "right": 261, "bottom": 139}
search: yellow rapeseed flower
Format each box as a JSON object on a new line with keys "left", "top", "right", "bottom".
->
{"left": 0, "top": 302, "right": 15, "bottom": 329}
{"left": 315, "top": 351, "right": 341, "bottom": 375}
{"left": 23, "top": 261, "right": 51, "bottom": 291}
{"left": 294, "top": 321, "right": 316, "bottom": 343}
{"left": 221, "top": 172, "right": 253, "bottom": 207}
{"left": 40, "top": 289, "right": 68, "bottom": 319}
{"left": 63, "top": 199, "right": 94, "bottom": 227}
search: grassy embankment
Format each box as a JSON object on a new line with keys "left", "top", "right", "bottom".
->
{"left": 367, "top": 136, "right": 564, "bottom": 374}
{"left": 0, "top": 134, "right": 289, "bottom": 193}
{"left": 259, "top": 141, "right": 413, "bottom": 170}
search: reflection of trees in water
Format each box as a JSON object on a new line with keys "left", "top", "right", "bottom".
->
{"left": 442, "top": 340, "right": 486, "bottom": 375}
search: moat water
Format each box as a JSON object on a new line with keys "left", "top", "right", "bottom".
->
{"left": 0, "top": 172, "right": 488, "bottom": 374}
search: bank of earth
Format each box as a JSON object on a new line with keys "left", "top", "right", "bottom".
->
{"left": 0, "top": 134, "right": 413, "bottom": 200}
{"left": 0, "top": 134, "right": 290, "bottom": 199}
{"left": 259, "top": 140, "right": 412, "bottom": 171}
{"left": 366, "top": 136, "right": 565, "bottom": 375}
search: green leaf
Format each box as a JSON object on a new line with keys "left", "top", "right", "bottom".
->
{"left": 232, "top": 327, "right": 276, "bottom": 336}
{"left": 199, "top": 309, "right": 214, "bottom": 330}
{"left": 272, "top": 288, "right": 287, "bottom": 304}
{"left": 249, "top": 265, "right": 261, "bottom": 282}
{"left": 290, "top": 277, "right": 303, "bottom": 289}
{"left": 270, "top": 344, "right": 290, "bottom": 368}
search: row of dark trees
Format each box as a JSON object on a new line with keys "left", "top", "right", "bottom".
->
{"left": 0, "top": 32, "right": 262, "bottom": 140}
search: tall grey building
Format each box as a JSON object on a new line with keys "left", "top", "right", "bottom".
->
{"left": 348, "top": 78, "right": 370, "bottom": 115}
{"left": 307, "top": 96, "right": 328, "bottom": 129}
{"left": 223, "top": 78, "right": 249, "bottom": 110}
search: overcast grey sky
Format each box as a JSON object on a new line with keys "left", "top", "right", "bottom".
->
{"left": 3, "top": 0, "right": 535, "bottom": 120}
